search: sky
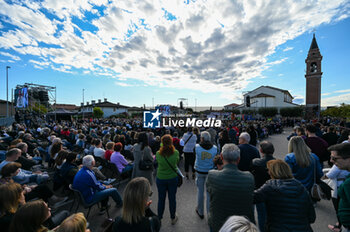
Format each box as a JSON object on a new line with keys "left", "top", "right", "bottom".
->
{"left": 0, "top": 0, "right": 349, "bottom": 108}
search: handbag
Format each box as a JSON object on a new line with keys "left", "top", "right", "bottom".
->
{"left": 149, "top": 217, "right": 154, "bottom": 232}
{"left": 139, "top": 149, "right": 153, "bottom": 171}
{"left": 164, "top": 156, "right": 183, "bottom": 187}
{"left": 310, "top": 156, "right": 326, "bottom": 200}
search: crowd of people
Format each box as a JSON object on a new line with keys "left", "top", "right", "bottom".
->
{"left": 0, "top": 116, "right": 349, "bottom": 232}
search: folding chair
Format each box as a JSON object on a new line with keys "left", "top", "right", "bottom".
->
{"left": 69, "top": 184, "right": 110, "bottom": 218}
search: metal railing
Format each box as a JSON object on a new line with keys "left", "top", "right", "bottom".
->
{"left": 0, "top": 117, "right": 15, "bottom": 127}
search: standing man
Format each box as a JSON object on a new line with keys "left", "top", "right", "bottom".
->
{"left": 305, "top": 124, "right": 328, "bottom": 166}
{"left": 251, "top": 141, "right": 276, "bottom": 232}
{"left": 238, "top": 132, "right": 260, "bottom": 171}
{"left": 329, "top": 143, "right": 350, "bottom": 232}
{"left": 206, "top": 144, "right": 255, "bottom": 232}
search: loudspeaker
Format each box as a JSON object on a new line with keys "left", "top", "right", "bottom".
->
{"left": 39, "top": 91, "right": 49, "bottom": 102}
{"left": 246, "top": 96, "right": 250, "bottom": 107}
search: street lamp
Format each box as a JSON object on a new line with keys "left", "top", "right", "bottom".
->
{"left": 6, "top": 66, "right": 10, "bottom": 117}
{"left": 82, "top": 89, "right": 85, "bottom": 120}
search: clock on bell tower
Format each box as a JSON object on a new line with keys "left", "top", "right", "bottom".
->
{"left": 305, "top": 33, "right": 322, "bottom": 118}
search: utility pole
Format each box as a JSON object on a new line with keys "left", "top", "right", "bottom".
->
{"left": 195, "top": 98, "right": 197, "bottom": 112}
{"left": 6, "top": 66, "right": 10, "bottom": 117}
{"left": 11, "top": 88, "right": 13, "bottom": 117}
{"left": 55, "top": 87, "right": 57, "bottom": 121}
{"left": 82, "top": 89, "right": 85, "bottom": 120}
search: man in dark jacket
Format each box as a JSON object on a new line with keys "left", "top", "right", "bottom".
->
{"left": 251, "top": 141, "right": 276, "bottom": 232}
{"left": 238, "top": 132, "right": 260, "bottom": 171}
{"left": 322, "top": 126, "right": 339, "bottom": 166}
{"left": 206, "top": 143, "right": 255, "bottom": 232}
{"left": 305, "top": 124, "right": 328, "bottom": 166}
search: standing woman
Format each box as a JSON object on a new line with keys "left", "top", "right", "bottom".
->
{"left": 254, "top": 160, "right": 315, "bottom": 231}
{"left": 218, "top": 129, "right": 230, "bottom": 153}
{"left": 156, "top": 135, "right": 180, "bottom": 225}
{"left": 181, "top": 128, "right": 197, "bottom": 179}
{"left": 194, "top": 131, "right": 217, "bottom": 219}
{"left": 132, "top": 132, "right": 154, "bottom": 185}
{"left": 193, "top": 127, "right": 201, "bottom": 144}
{"left": 285, "top": 136, "right": 323, "bottom": 194}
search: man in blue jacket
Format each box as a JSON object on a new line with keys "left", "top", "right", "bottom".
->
{"left": 73, "top": 155, "right": 122, "bottom": 213}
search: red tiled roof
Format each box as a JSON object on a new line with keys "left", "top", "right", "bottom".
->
{"left": 224, "top": 103, "right": 239, "bottom": 107}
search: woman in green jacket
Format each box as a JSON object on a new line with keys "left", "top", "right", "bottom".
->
{"left": 156, "top": 135, "right": 180, "bottom": 225}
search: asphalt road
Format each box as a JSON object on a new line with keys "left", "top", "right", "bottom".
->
{"left": 86, "top": 128, "right": 336, "bottom": 232}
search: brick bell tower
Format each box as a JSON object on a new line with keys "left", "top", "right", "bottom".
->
{"left": 305, "top": 33, "right": 322, "bottom": 118}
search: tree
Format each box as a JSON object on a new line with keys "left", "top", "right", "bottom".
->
{"left": 280, "top": 107, "right": 304, "bottom": 117}
{"left": 258, "top": 107, "right": 278, "bottom": 117}
{"left": 93, "top": 107, "right": 104, "bottom": 118}
{"left": 32, "top": 103, "right": 48, "bottom": 114}
{"left": 242, "top": 109, "right": 257, "bottom": 115}
{"left": 321, "top": 104, "right": 350, "bottom": 118}
{"left": 227, "top": 109, "right": 240, "bottom": 114}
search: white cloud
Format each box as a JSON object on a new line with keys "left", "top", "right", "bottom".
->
{"left": 283, "top": 47, "right": 294, "bottom": 52}
{"left": 322, "top": 93, "right": 350, "bottom": 106}
{"left": 322, "top": 92, "right": 331, "bottom": 96}
{"left": 0, "top": 51, "right": 21, "bottom": 61}
{"left": 293, "top": 95, "right": 304, "bottom": 104}
{"left": 334, "top": 89, "right": 350, "bottom": 93}
{"left": 29, "top": 59, "right": 50, "bottom": 67}
{"left": 0, "top": 0, "right": 349, "bottom": 102}
{"left": 115, "top": 81, "right": 132, "bottom": 87}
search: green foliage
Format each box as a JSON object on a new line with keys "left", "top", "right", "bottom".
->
{"left": 93, "top": 107, "right": 104, "bottom": 118}
{"left": 226, "top": 109, "right": 240, "bottom": 114}
{"left": 280, "top": 107, "right": 304, "bottom": 117}
{"left": 131, "top": 112, "right": 143, "bottom": 118}
{"left": 116, "top": 112, "right": 128, "bottom": 118}
{"left": 321, "top": 104, "right": 350, "bottom": 118}
{"left": 258, "top": 107, "right": 278, "bottom": 117}
{"left": 242, "top": 109, "right": 257, "bottom": 115}
{"left": 32, "top": 103, "right": 48, "bottom": 114}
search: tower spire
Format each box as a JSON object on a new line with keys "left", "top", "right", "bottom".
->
{"left": 309, "top": 33, "right": 319, "bottom": 50}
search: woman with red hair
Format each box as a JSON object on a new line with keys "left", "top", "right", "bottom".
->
{"left": 155, "top": 135, "right": 180, "bottom": 225}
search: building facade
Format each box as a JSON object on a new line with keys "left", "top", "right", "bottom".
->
{"left": 80, "top": 98, "right": 128, "bottom": 118}
{"left": 237, "top": 86, "right": 298, "bottom": 111}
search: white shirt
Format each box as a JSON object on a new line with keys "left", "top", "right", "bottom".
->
{"left": 94, "top": 147, "right": 106, "bottom": 158}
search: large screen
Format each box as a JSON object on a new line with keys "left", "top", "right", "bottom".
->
{"left": 14, "top": 87, "right": 28, "bottom": 108}
{"left": 156, "top": 105, "right": 171, "bottom": 116}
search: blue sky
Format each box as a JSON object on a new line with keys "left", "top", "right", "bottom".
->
{"left": 0, "top": 0, "right": 349, "bottom": 108}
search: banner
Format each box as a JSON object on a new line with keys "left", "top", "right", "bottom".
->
{"left": 14, "top": 87, "right": 28, "bottom": 108}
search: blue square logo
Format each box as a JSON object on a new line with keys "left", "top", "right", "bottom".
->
{"left": 143, "top": 109, "right": 162, "bottom": 128}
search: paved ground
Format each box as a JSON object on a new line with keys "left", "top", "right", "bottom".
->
{"left": 80, "top": 128, "right": 336, "bottom": 232}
